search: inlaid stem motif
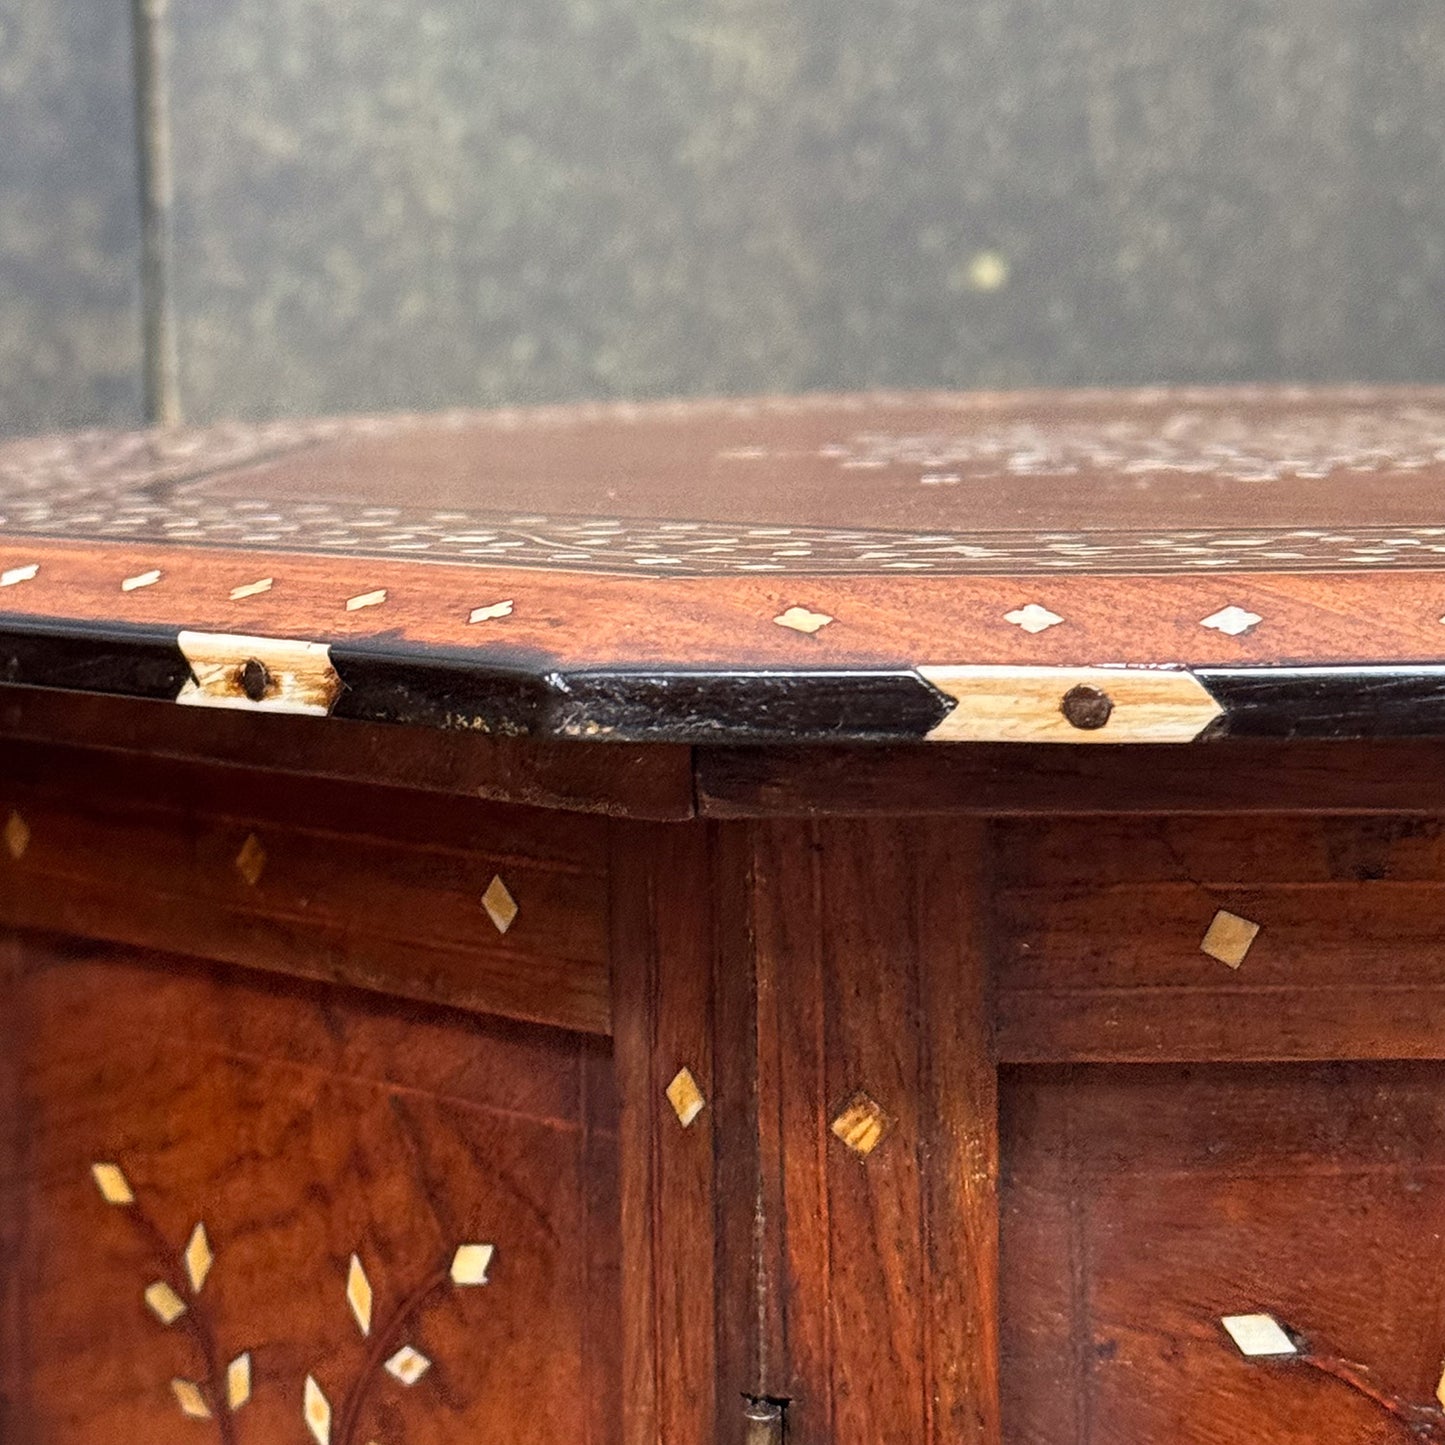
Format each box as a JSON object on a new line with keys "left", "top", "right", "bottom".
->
{"left": 1224, "top": 1311, "right": 1445, "bottom": 1439}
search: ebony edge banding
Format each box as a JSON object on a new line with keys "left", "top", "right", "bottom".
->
{"left": 3, "top": 615, "right": 1445, "bottom": 744}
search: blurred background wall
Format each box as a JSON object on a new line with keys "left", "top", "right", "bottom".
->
{"left": 3, "top": 0, "right": 1444, "bottom": 436}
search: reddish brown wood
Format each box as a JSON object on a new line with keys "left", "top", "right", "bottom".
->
{"left": 1001, "top": 1062, "right": 1445, "bottom": 1445}
{"left": 2, "top": 934, "right": 618, "bottom": 1445}
{"left": 0, "top": 740, "right": 611, "bottom": 1034}
{"left": 995, "top": 815, "right": 1445, "bottom": 1062}
{"left": 723, "top": 817, "right": 1000, "bottom": 1445}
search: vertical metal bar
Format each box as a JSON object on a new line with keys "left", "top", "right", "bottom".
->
{"left": 131, "top": 0, "right": 181, "bottom": 426}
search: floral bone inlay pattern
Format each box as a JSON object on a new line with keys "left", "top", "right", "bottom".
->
{"left": 184, "top": 1222, "right": 213, "bottom": 1292}
{"left": 450, "top": 1243, "right": 496, "bottom": 1286}
{"left": 172, "top": 1378, "right": 212, "bottom": 1419}
{"left": 145, "top": 1280, "right": 188, "bottom": 1325}
{"left": 227, "top": 1353, "right": 252, "bottom": 1410}
{"left": 305, "top": 1375, "right": 333, "bottom": 1444}
{"left": 91, "top": 1161, "right": 134, "bottom": 1204}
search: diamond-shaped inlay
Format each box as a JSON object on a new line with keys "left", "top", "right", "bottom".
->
{"left": 482, "top": 875, "right": 518, "bottom": 934}
{"left": 0, "top": 563, "right": 38, "bottom": 587}
{"left": 145, "top": 1280, "right": 188, "bottom": 1325}
{"left": 235, "top": 833, "right": 267, "bottom": 888}
{"left": 4, "top": 811, "right": 29, "bottom": 861}
{"left": 666, "top": 1067, "right": 706, "bottom": 1128}
{"left": 451, "top": 1243, "right": 496, "bottom": 1286}
{"left": 304, "top": 1375, "right": 332, "bottom": 1445}
{"left": 1221, "top": 1314, "right": 1297, "bottom": 1357}
{"left": 1004, "top": 603, "right": 1064, "bottom": 634}
{"left": 91, "top": 1162, "right": 134, "bottom": 1205}
{"left": 121, "top": 568, "right": 162, "bottom": 592}
{"left": 1437, "top": 1363, "right": 1445, "bottom": 1411}
{"left": 773, "top": 605, "right": 834, "bottom": 635}
{"left": 347, "top": 1253, "right": 373, "bottom": 1335}
{"left": 227, "top": 1353, "right": 252, "bottom": 1411}
{"left": 1201, "top": 909, "right": 1261, "bottom": 969}
{"left": 1200, "top": 605, "right": 1263, "bottom": 637}
{"left": 229, "top": 577, "right": 274, "bottom": 601}
{"left": 184, "top": 1222, "right": 213, "bottom": 1292}
{"left": 469, "top": 600, "right": 515, "bottom": 623}
{"left": 172, "top": 1378, "right": 212, "bottom": 1419}
{"left": 345, "top": 588, "right": 387, "bottom": 611}
{"left": 385, "top": 1345, "right": 432, "bottom": 1385}
{"left": 831, "top": 1092, "right": 892, "bottom": 1157}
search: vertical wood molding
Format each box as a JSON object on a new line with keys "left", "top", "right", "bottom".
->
{"left": 0, "top": 934, "right": 26, "bottom": 1444}
{"left": 611, "top": 821, "right": 718, "bottom": 1445}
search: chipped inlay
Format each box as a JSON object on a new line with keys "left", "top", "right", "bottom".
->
{"left": 345, "top": 588, "right": 387, "bottom": 611}
{"left": 171, "top": 1378, "right": 212, "bottom": 1419}
{"left": 228, "top": 576, "right": 275, "bottom": 600}
{"left": 0, "top": 562, "right": 37, "bottom": 586}
{"left": 385, "top": 1345, "right": 432, "bottom": 1385}
{"left": 120, "top": 568, "right": 162, "bottom": 592}
{"left": 235, "top": 833, "right": 267, "bottom": 888}
{"left": 921, "top": 665, "right": 1224, "bottom": 743}
{"left": 1201, "top": 605, "right": 1263, "bottom": 636}
{"left": 468, "top": 599, "right": 515, "bottom": 623}
{"left": 227, "top": 1352, "right": 252, "bottom": 1411}
{"left": 666, "top": 1067, "right": 706, "bottom": 1128}
{"left": 4, "top": 810, "right": 29, "bottom": 861}
{"left": 451, "top": 1243, "right": 496, "bottom": 1286}
{"left": 831, "top": 1092, "right": 892, "bottom": 1156}
{"left": 145, "top": 1279, "right": 188, "bottom": 1325}
{"left": 1221, "top": 1314, "right": 1298, "bottom": 1357}
{"left": 347, "top": 1253, "right": 373, "bottom": 1335}
{"left": 91, "top": 1161, "right": 134, "bottom": 1205}
{"left": 304, "top": 1374, "right": 332, "bottom": 1445}
{"left": 177, "top": 631, "right": 343, "bottom": 715}
{"left": 482, "top": 874, "right": 518, "bottom": 934}
{"left": 1201, "top": 909, "right": 1262, "bottom": 968}
{"left": 184, "top": 1221, "right": 213, "bottom": 1292}
{"left": 1004, "top": 603, "right": 1064, "bottom": 634}
{"left": 773, "top": 605, "right": 834, "bottom": 634}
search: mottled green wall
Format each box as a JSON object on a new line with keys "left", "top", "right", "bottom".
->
{"left": 6, "top": 0, "right": 1445, "bottom": 432}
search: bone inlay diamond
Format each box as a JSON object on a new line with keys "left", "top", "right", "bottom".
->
{"left": 227, "top": 1353, "right": 252, "bottom": 1411}
{"left": 229, "top": 577, "right": 274, "bottom": 600}
{"left": 1201, "top": 909, "right": 1262, "bottom": 968}
{"left": 347, "top": 1254, "right": 373, "bottom": 1335}
{"left": 385, "top": 1346, "right": 432, "bottom": 1385}
{"left": 184, "top": 1222, "right": 213, "bottom": 1292}
{"left": 1004, "top": 603, "right": 1064, "bottom": 634}
{"left": 1221, "top": 1314, "right": 1297, "bottom": 1357}
{"left": 172, "top": 1378, "right": 212, "bottom": 1419}
{"left": 145, "top": 1280, "right": 188, "bottom": 1325}
{"left": 831, "top": 1092, "right": 892, "bottom": 1156}
{"left": 666, "top": 1067, "right": 706, "bottom": 1127}
{"left": 482, "top": 875, "right": 518, "bottom": 934}
{"left": 121, "top": 568, "right": 162, "bottom": 591}
{"left": 0, "top": 563, "right": 37, "bottom": 586}
{"left": 451, "top": 1243, "right": 496, "bottom": 1286}
{"left": 91, "top": 1162, "right": 134, "bottom": 1205}
{"left": 345, "top": 588, "right": 387, "bottom": 611}
{"left": 235, "top": 833, "right": 266, "bottom": 887}
{"left": 1200, "top": 605, "right": 1263, "bottom": 636}
{"left": 773, "top": 605, "right": 834, "bottom": 634}
{"left": 4, "top": 811, "right": 29, "bottom": 861}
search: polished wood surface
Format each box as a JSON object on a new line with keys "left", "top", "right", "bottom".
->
{"left": 5, "top": 390, "right": 1445, "bottom": 742}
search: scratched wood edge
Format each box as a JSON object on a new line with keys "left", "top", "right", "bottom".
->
{"left": 5, "top": 613, "right": 1445, "bottom": 743}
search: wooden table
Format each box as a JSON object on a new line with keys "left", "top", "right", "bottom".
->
{"left": 5, "top": 387, "right": 1445, "bottom": 1444}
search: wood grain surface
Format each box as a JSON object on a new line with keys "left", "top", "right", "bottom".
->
{"left": 5, "top": 391, "right": 1445, "bottom": 743}
{"left": 0, "top": 934, "right": 619, "bottom": 1445}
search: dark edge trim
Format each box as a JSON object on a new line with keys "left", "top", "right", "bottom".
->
{"left": 0, "top": 615, "right": 189, "bottom": 700}
{"left": 1198, "top": 666, "right": 1445, "bottom": 740}
{"left": 3, "top": 615, "right": 1445, "bottom": 745}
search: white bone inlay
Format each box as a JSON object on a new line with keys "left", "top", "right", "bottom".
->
{"left": 1201, "top": 605, "right": 1263, "bottom": 636}
{"left": 1221, "top": 1314, "right": 1297, "bottom": 1357}
{"left": 469, "top": 600, "right": 515, "bottom": 623}
{"left": 1201, "top": 910, "right": 1261, "bottom": 968}
{"left": 345, "top": 588, "right": 387, "bottom": 611}
{"left": 177, "top": 631, "right": 342, "bottom": 715}
{"left": 0, "top": 563, "right": 38, "bottom": 586}
{"left": 1004, "top": 603, "right": 1064, "bottom": 634}
{"left": 121, "top": 568, "right": 162, "bottom": 591}
{"left": 229, "top": 577, "right": 274, "bottom": 600}
{"left": 773, "top": 605, "right": 834, "bottom": 634}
